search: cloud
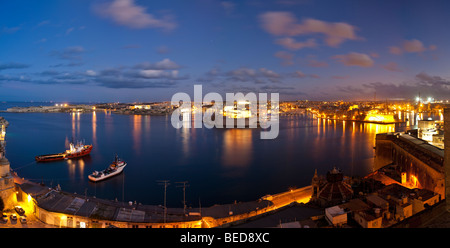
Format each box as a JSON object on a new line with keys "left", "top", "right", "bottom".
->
{"left": 85, "top": 70, "right": 97, "bottom": 76}
{"left": 221, "top": 1, "right": 236, "bottom": 15}
{"left": 293, "top": 70, "right": 320, "bottom": 79}
{"left": 275, "top": 37, "right": 317, "bottom": 50}
{"left": 134, "top": 58, "right": 181, "bottom": 70}
{"left": 0, "top": 59, "right": 188, "bottom": 89}
{"left": 403, "top": 39, "right": 427, "bottom": 53}
{"left": 156, "top": 45, "right": 170, "bottom": 54}
{"left": 389, "top": 46, "right": 403, "bottom": 55}
{"left": 200, "top": 66, "right": 284, "bottom": 84}
{"left": 389, "top": 39, "right": 436, "bottom": 55}
{"left": 335, "top": 72, "right": 450, "bottom": 100}
{"left": 93, "top": 0, "right": 176, "bottom": 31}
{"left": 95, "top": 77, "right": 177, "bottom": 89}
{"left": 95, "top": 60, "right": 187, "bottom": 88}
{"left": 2, "top": 26, "right": 21, "bottom": 33}
{"left": 381, "top": 62, "right": 402, "bottom": 72}
{"left": 332, "top": 52, "right": 374, "bottom": 67}
{"left": 134, "top": 69, "right": 180, "bottom": 79}
{"left": 226, "top": 67, "right": 256, "bottom": 81}
{"left": 274, "top": 51, "right": 294, "bottom": 66}
{"left": 0, "top": 62, "right": 30, "bottom": 71}
{"left": 37, "top": 20, "right": 50, "bottom": 27}
{"left": 307, "top": 58, "right": 328, "bottom": 67}
{"left": 50, "top": 46, "right": 85, "bottom": 61}
{"left": 66, "top": 27, "right": 75, "bottom": 35}
{"left": 259, "top": 68, "right": 280, "bottom": 79}
{"left": 50, "top": 62, "right": 85, "bottom": 68}
{"left": 121, "top": 44, "right": 141, "bottom": 49}
{"left": 331, "top": 75, "right": 349, "bottom": 80}
{"left": 259, "top": 11, "right": 360, "bottom": 47}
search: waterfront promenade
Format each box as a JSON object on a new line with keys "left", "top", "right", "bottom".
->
{"left": 7, "top": 172, "right": 312, "bottom": 228}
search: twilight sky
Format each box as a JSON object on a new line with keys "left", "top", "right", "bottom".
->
{"left": 1, "top": 0, "right": 450, "bottom": 102}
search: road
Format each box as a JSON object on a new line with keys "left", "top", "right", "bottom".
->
{"left": 268, "top": 185, "right": 312, "bottom": 210}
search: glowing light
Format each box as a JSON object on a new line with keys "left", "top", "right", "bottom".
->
{"left": 364, "top": 114, "right": 395, "bottom": 123}
{"left": 410, "top": 175, "right": 419, "bottom": 188}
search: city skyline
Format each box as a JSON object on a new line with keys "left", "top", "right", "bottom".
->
{"left": 1, "top": 0, "right": 449, "bottom": 102}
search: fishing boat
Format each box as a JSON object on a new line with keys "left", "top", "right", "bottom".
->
{"left": 88, "top": 155, "right": 127, "bottom": 182}
{"left": 35, "top": 141, "right": 93, "bottom": 162}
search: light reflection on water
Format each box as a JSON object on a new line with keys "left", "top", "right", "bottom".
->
{"left": 1, "top": 110, "right": 438, "bottom": 207}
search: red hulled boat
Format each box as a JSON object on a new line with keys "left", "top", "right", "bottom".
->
{"left": 35, "top": 141, "right": 93, "bottom": 162}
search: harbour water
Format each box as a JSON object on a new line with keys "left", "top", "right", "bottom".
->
{"left": 0, "top": 102, "right": 425, "bottom": 208}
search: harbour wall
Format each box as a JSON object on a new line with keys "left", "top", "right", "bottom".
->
{"left": 374, "top": 133, "right": 445, "bottom": 198}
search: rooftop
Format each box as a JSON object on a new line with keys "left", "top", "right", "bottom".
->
{"left": 230, "top": 203, "right": 323, "bottom": 228}
{"left": 20, "top": 181, "right": 200, "bottom": 223}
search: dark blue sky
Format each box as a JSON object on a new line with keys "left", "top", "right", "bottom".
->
{"left": 1, "top": 0, "right": 449, "bottom": 102}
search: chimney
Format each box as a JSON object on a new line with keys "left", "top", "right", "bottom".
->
{"left": 444, "top": 108, "right": 450, "bottom": 212}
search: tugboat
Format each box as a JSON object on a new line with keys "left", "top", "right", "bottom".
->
{"left": 35, "top": 141, "right": 93, "bottom": 162}
{"left": 88, "top": 155, "right": 127, "bottom": 182}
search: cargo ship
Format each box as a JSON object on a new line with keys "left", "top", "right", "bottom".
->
{"left": 88, "top": 155, "right": 127, "bottom": 182}
{"left": 35, "top": 141, "right": 93, "bottom": 162}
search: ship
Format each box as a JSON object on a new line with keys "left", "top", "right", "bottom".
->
{"left": 88, "top": 155, "right": 127, "bottom": 182}
{"left": 35, "top": 141, "right": 93, "bottom": 162}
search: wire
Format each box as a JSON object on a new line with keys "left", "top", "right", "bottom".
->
{"left": 12, "top": 161, "right": 36, "bottom": 170}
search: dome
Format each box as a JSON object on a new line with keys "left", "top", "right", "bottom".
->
{"left": 0, "top": 156, "right": 9, "bottom": 166}
{"left": 0, "top": 156, "right": 10, "bottom": 177}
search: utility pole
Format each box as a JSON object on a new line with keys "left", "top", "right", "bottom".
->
{"left": 157, "top": 180, "right": 170, "bottom": 224}
{"left": 176, "top": 181, "right": 189, "bottom": 215}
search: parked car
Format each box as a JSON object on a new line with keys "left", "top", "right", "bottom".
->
{"left": 10, "top": 213, "right": 17, "bottom": 221}
{"left": 1, "top": 213, "right": 7, "bottom": 222}
{"left": 20, "top": 216, "right": 27, "bottom": 224}
{"left": 14, "top": 206, "right": 25, "bottom": 216}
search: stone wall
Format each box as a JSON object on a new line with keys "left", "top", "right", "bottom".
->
{"left": 444, "top": 108, "right": 450, "bottom": 211}
{"left": 374, "top": 133, "right": 445, "bottom": 198}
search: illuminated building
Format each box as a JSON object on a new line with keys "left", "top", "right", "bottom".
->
{"left": 131, "top": 104, "right": 151, "bottom": 110}
{"left": 364, "top": 113, "right": 396, "bottom": 123}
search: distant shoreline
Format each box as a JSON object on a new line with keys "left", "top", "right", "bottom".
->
{"left": 1, "top": 103, "right": 175, "bottom": 116}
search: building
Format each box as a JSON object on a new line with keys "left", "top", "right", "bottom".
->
{"left": 418, "top": 120, "right": 444, "bottom": 149}
{"left": 311, "top": 167, "right": 353, "bottom": 207}
{"left": 353, "top": 209, "right": 383, "bottom": 228}
{"left": 0, "top": 117, "right": 15, "bottom": 211}
{"left": 325, "top": 205, "right": 347, "bottom": 226}
{"left": 17, "top": 181, "right": 203, "bottom": 228}
{"left": 131, "top": 104, "right": 151, "bottom": 110}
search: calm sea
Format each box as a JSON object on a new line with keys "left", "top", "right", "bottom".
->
{"left": 0, "top": 102, "right": 425, "bottom": 208}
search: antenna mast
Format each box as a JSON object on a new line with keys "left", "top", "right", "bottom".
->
{"left": 176, "top": 181, "right": 189, "bottom": 216}
{"left": 157, "top": 180, "right": 170, "bottom": 224}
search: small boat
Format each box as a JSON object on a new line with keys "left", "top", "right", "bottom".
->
{"left": 88, "top": 155, "right": 127, "bottom": 182}
{"left": 35, "top": 141, "right": 93, "bottom": 162}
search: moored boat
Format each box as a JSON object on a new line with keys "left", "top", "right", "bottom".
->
{"left": 35, "top": 141, "right": 93, "bottom": 162}
{"left": 35, "top": 153, "right": 66, "bottom": 162}
{"left": 88, "top": 155, "right": 127, "bottom": 182}
{"left": 64, "top": 142, "right": 93, "bottom": 159}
